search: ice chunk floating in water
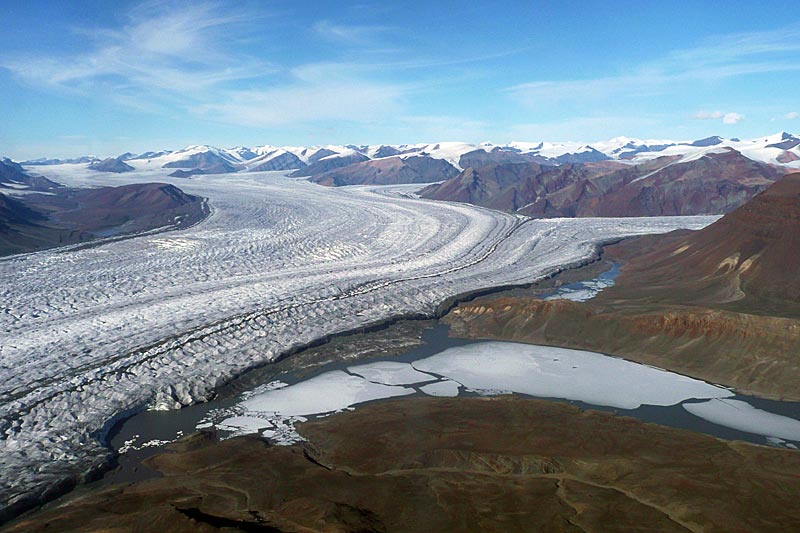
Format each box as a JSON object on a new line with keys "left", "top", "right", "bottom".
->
{"left": 240, "top": 370, "right": 415, "bottom": 418}
{"left": 347, "top": 361, "right": 437, "bottom": 386}
{"left": 420, "top": 380, "right": 461, "bottom": 397}
{"left": 412, "top": 342, "right": 733, "bottom": 410}
{"left": 684, "top": 399, "right": 800, "bottom": 441}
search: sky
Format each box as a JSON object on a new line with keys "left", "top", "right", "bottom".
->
{"left": 1, "top": 0, "right": 799, "bottom": 159}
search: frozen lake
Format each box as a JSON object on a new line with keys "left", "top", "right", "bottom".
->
{"left": 199, "top": 335, "right": 800, "bottom": 449}
{"left": 0, "top": 166, "right": 717, "bottom": 514}
{"left": 107, "top": 323, "right": 800, "bottom": 488}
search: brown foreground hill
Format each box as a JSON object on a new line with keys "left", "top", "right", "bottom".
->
{"left": 8, "top": 397, "right": 800, "bottom": 532}
{"left": 445, "top": 173, "right": 800, "bottom": 400}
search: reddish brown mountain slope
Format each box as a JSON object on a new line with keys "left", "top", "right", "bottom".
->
{"left": 10, "top": 398, "right": 800, "bottom": 532}
{"left": 602, "top": 172, "right": 800, "bottom": 316}
{"left": 310, "top": 155, "right": 459, "bottom": 186}
{"left": 422, "top": 149, "right": 785, "bottom": 217}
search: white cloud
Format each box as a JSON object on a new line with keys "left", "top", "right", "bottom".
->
{"left": 692, "top": 111, "right": 744, "bottom": 125}
{"left": 312, "top": 20, "right": 392, "bottom": 45}
{"left": 723, "top": 112, "right": 744, "bottom": 124}
{"left": 0, "top": 1, "right": 273, "bottom": 103}
{"left": 196, "top": 82, "right": 405, "bottom": 127}
{"left": 693, "top": 111, "right": 724, "bottom": 120}
{"left": 0, "top": 2, "right": 414, "bottom": 129}
{"left": 786, "top": 111, "right": 800, "bottom": 120}
{"left": 506, "top": 26, "right": 800, "bottom": 110}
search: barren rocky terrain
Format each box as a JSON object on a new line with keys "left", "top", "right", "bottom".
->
{"left": 9, "top": 397, "right": 800, "bottom": 532}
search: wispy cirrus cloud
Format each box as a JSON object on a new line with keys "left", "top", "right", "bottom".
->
{"left": 1, "top": 1, "right": 273, "bottom": 98}
{"left": 693, "top": 111, "right": 726, "bottom": 120}
{"left": 693, "top": 111, "right": 745, "bottom": 124}
{"left": 0, "top": 0, "right": 536, "bottom": 134}
{"left": 196, "top": 82, "right": 406, "bottom": 127}
{"left": 786, "top": 111, "right": 800, "bottom": 120}
{"left": 506, "top": 26, "right": 800, "bottom": 109}
{"left": 0, "top": 1, "right": 411, "bottom": 128}
{"left": 312, "top": 20, "right": 394, "bottom": 45}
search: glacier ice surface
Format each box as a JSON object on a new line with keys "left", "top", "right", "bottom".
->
{"left": 0, "top": 167, "right": 718, "bottom": 512}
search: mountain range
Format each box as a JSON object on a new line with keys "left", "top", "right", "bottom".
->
{"left": 9, "top": 132, "right": 799, "bottom": 217}
{"left": 420, "top": 148, "right": 787, "bottom": 217}
{"left": 19, "top": 132, "right": 800, "bottom": 180}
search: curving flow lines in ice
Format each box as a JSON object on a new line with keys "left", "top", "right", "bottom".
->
{"left": 0, "top": 168, "right": 717, "bottom": 512}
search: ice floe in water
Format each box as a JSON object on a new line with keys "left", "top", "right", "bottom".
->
{"left": 213, "top": 370, "right": 415, "bottom": 443}
{"left": 412, "top": 342, "right": 733, "bottom": 410}
{"left": 544, "top": 264, "right": 619, "bottom": 302}
{"left": 684, "top": 399, "right": 800, "bottom": 442}
{"left": 420, "top": 380, "right": 461, "bottom": 397}
{"left": 242, "top": 370, "right": 414, "bottom": 417}
{"left": 347, "top": 361, "right": 437, "bottom": 385}
{"left": 544, "top": 278, "right": 614, "bottom": 302}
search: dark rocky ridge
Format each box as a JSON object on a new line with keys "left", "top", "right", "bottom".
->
{"left": 458, "top": 147, "right": 546, "bottom": 168}
{"left": 168, "top": 161, "right": 239, "bottom": 177}
{"left": 290, "top": 152, "right": 370, "bottom": 177}
{"left": 553, "top": 146, "right": 611, "bottom": 164}
{"left": 161, "top": 148, "right": 241, "bottom": 176}
{"left": 310, "top": 155, "right": 459, "bottom": 186}
{"left": 0, "top": 159, "right": 61, "bottom": 191}
{"left": 0, "top": 164, "right": 208, "bottom": 256}
{"left": 247, "top": 151, "right": 307, "bottom": 172}
{"left": 88, "top": 157, "right": 135, "bottom": 173}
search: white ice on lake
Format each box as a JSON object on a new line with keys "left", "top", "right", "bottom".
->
{"left": 205, "top": 341, "right": 736, "bottom": 443}
{"left": 347, "top": 361, "right": 437, "bottom": 385}
{"left": 683, "top": 399, "right": 800, "bottom": 441}
{"left": 0, "top": 166, "right": 717, "bottom": 511}
{"left": 412, "top": 342, "right": 732, "bottom": 410}
{"left": 544, "top": 277, "right": 615, "bottom": 302}
{"left": 419, "top": 380, "right": 461, "bottom": 397}
{"left": 239, "top": 371, "right": 414, "bottom": 418}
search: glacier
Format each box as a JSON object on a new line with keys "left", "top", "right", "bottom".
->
{"left": 0, "top": 167, "right": 717, "bottom": 515}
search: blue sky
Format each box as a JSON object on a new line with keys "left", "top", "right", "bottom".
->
{"left": 1, "top": 0, "right": 799, "bottom": 159}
